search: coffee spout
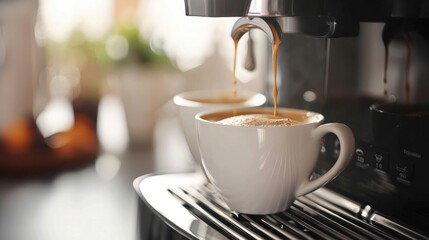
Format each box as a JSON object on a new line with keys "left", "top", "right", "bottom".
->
{"left": 184, "top": 0, "right": 284, "bottom": 17}
{"left": 184, "top": 0, "right": 251, "bottom": 17}
{"left": 231, "top": 17, "right": 282, "bottom": 44}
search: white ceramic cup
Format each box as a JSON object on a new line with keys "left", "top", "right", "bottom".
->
{"left": 196, "top": 107, "right": 355, "bottom": 214}
{"left": 173, "top": 90, "right": 266, "bottom": 169}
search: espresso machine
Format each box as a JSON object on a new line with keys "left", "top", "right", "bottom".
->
{"left": 134, "top": 1, "right": 429, "bottom": 239}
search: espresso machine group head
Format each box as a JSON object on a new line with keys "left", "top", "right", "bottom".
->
{"left": 184, "top": 0, "right": 429, "bottom": 109}
{"left": 185, "top": 0, "right": 429, "bottom": 38}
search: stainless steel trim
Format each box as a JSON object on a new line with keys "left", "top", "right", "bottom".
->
{"left": 240, "top": 214, "right": 283, "bottom": 240}
{"left": 297, "top": 197, "right": 385, "bottom": 240}
{"left": 370, "top": 212, "right": 429, "bottom": 240}
{"left": 269, "top": 214, "right": 314, "bottom": 240}
{"left": 290, "top": 203, "right": 354, "bottom": 240}
{"left": 303, "top": 193, "right": 395, "bottom": 239}
{"left": 231, "top": 17, "right": 282, "bottom": 44}
{"left": 197, "top": 185, "right": 308, "bottom": 239}
{"left": 136, "top": 173, "right": 429, "bottom": 240}
{"left": 137, "top": 173, "right": 216, "bottom": 239}
{"left": 282, "top": 211, "right": 336, "bottom": 240}
{"left": 196, "top": 185, "right": 296, "bottom": 239}
{"left": 183, "top": 186, "right": 266, "bottom": 239}
{"left": 248, "top": 0, "right": 286, "bottom": 17}
{"left": 170, "top": 187, "right": 246, "bottom": 240}
{"left": 278, "top": 16, "right": 339, "bottom": 37}
{"left": 184, "top": 0, "right": 251, "bottom": 17}
{"left": 260, "top": 216, "right": 300, "bottom": 239}
{"left": 312, "top": 187, "right": 362, "bottom": 215}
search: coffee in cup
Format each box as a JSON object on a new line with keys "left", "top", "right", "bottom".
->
{"left": 173, "top": 90, "right": 266, "bottom": 170}
{"left": 196, "top": 107, "right": 355, "bottom": 214}
{"left": 212, "top": 109, "right": 309, "bottom": 127}
{"left": 370, "top": 103, "right": 429, "bottom": 144}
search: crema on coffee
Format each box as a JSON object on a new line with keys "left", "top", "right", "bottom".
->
{"left": 203, "top": 110, "right": 313, "bottom": 127}
{"left": 217, "top": 114, "right": 301, "bottom": 126}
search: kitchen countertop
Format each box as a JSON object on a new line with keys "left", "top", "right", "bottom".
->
{"left": 0, "top": 109, "right": 194, "bottom": 240}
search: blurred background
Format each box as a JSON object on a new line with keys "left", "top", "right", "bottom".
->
{"left": 0, "top": 0, "right": 266, "bottom": 239}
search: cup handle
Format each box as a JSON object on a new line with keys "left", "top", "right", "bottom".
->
{"left": 295, "top": 123, "right": 355, "bottom": 197}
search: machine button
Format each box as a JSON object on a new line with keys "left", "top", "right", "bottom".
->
{"left": 369, "top": 147, "right": 389, "bottom": 172}
{"left": 395, "top": 158, "right": 415, "bottom": 183}
{"left": 354, "top": 142, "right": 370, "bottom": 168}
{"left": 394, "top": 148, "right": 422, "bottom": 183}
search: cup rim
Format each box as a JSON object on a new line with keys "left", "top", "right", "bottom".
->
{"left": 173, "top": 89, "right": 266, "bottom": 108}
{"left": 370, "top": 103, "right": 429, "bottom": 119}
{"left": 196, "top": 107, "right": 324, "bottom": 128}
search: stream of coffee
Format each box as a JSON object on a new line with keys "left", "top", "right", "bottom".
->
{"left": 271, "top": 35, "right": 281, "bottom": 117}
{"left": 402, "top": 32, "right": 412, "bottom": 104}
{"left": 233, "top": 39, "right": 239, "bottom": 97}
{"left": 232, "top": 24, "right": 282, "bottom": 117}
{"left": 383, "top": 45, "right": 389, "bottom": 97}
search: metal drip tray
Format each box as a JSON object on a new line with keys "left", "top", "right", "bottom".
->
{"left": 134, "top": 173, "right": 429, "bottom": 239}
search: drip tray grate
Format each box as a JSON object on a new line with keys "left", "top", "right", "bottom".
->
{"left": 137, "top": 173, "right": 429, "bottom": 240}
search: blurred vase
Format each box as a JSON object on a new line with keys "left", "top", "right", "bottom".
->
{"left": 0, "top": 0, "right": 47, "bottom": 135}
{"left": 111, "top": 64, "right": 182, "bottom": 149}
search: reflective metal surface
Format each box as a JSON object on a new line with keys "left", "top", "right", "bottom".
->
{"left": 247, "top": 0, "right": 287, "bottom": 17}
{"left": 231, "top": 17, "right": 281, "bottom": 44}
{"left": 185, "top": 0, "right": 429, "bottom": 18}
{"left": 184, "top": 0, "right": 251, "bottom": 17}
{"left": 184, "top": 0, "right": 429, "bottom": 38}
{"left": 135, "top": 173, "right": 429, "bottom": 239}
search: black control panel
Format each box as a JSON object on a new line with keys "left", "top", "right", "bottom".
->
{"left": 315, "top": 100, "right": 429, "bottom": 231}
{"left": 353, "top": 141, "right": 421, "bottom": 184}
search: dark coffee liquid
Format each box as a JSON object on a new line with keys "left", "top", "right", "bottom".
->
{"left": 232, "top": 22, "right": 281, "bottom": 117}
{"left": 272, "top": 37, "right": 280, "bottom": 117}
{"left": 383, "top": 46, "right": 389, "bottom": 97}
{"left": 372, "top": 103, "right": 429, "bottom": 120}
{"left": 269, "top": 22, "right": 282, "bottom": 117}
{"left": 217, "top": 113, "right": 302, "bottom": 126}
{"left": 402, "top": 32, "right": 412, "bottom": 104}
{"left": 233, "top": 39, "right": 239, "bottom": 97}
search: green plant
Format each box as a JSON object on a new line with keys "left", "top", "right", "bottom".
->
{"left": 103, "top": 26, "right": 173, "bottom": 68}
